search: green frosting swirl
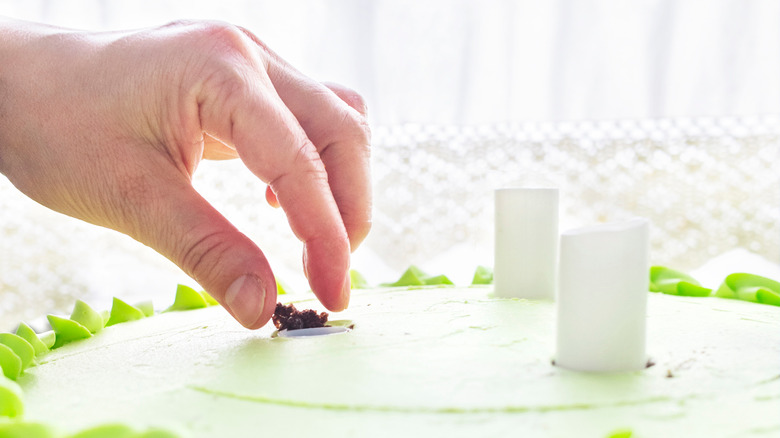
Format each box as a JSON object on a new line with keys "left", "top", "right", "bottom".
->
{"left": 0, "top": 344, "right": 23, "bottom": 380}
{"left": 715, "top": 273, "right": 780, "bottom": 306}
{"left": 198, "top": 291, "right": 219, "bottom": 307}
{"left": 649, "top": 266, "right": 712, "bottom": 297}
{"left": 68, "top": 424, "right": 137, "bottom": 438}
{"left": 134, "top": 428, "right": 183, "bottom": 438}
{"left": 38, "top": 332, "right": 56, "bottom": 350}
{"left": 164, "top": 285, "right": 208, "bottom": 312}
{"left": 471, "top": 265, "right": 494, "bottom": 285}
{"left": 105, "top": 298, "right": 146, "bottom": 327}
{"left": 69, "top": 300, "right": 104, "bottom": 334}
{"left": 47, "top": 316, "right": 92, "bottom": 349}
{"left": 134, "top": 301, "right": 155, "bottom": 318}
{"left": 0, "top": 334, "right": 34, "bottom": 372}
{"left": 349, "top": 269, "right": 370, "bottom": 289}
{"left": 14, "top": 323, "right": 49, "bottom": 357}
{"left": 0, "top": 377, "right": 24, "bottom": 418}
{"left": 0, "top": 421, "right": 54, "bottom": 437}
{"left": 66, "top": 424, "right": 182, "bottom": 438}
{"left": 382, "top": 266, "right": 454, "bottom": 287}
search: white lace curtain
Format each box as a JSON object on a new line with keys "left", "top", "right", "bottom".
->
{"left": 1, "top": 0, "right": 778, "bottom": 329}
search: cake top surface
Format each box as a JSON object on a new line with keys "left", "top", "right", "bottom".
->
{"left": 15, "top": 286, "right": 780, "bottom": 438}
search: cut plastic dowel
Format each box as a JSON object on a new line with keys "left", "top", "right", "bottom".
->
{"left": 555, "top": 218, "right": 650, "bottom": 372}
{"left": 494, "top": 188, "right": 558, "bottom": 299}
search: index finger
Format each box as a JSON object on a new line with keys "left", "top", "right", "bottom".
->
{"left": 197, "top": 57, "right": 351, "bottom": 311}
{"left": 239, "top": 28, "right": 372, "bottom": 252}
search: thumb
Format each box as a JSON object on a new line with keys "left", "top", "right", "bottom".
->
{"left": 122, "top": 171, "right": 276, "bottom": 329}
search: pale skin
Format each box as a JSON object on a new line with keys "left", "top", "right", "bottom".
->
{"left": 0, "top": 18, "right": 371, "bottom": 329}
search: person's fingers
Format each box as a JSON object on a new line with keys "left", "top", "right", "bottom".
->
{"left": 265, "top": 186, "right": 280, "bottom": 208}
{"left": 118, "top": 162, "right": 277, "bottom": 330}
{"left": 322, "top": 81, "right": 368, "bottom": 116}
{"left": 202, "top": 133, "right": 239, "bottom": 160}
{"left": 272, "top": 75, "right": 372, "bottom": 251}
{"left": 238, "top": 28, "right": 372, "bottom": 252}
{"left": 196, "top": 40, "right": 351, "bottom": 311}
{"left": 261, "top": 83, "right": 364, "bottom": 212}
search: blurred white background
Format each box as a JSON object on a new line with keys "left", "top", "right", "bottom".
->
{"left": 2, "top": 0, "right": 780, "bottom": 124}
{"left": 0, "top": 0, "right": 778, "bottom": 329}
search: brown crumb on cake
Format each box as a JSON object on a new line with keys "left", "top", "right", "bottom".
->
{"left": 272, "top": 302, "right": 329, "bottom": 330}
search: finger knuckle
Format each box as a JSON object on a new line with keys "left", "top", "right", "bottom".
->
{"left": 342, "top": 89, "right": 368, "bottom": 115}
{"left": 270, "top": 140, "right": 327, "bottom": 188}
{"left": 332, "top": 111, "right": 371, "bottom": 157}
{"left": 314, "top": 105, "right": 368, "bottom": 145}
{"left": 196, "top": 21, "right": 250, "bottom": 54}
{"left": 294, "top": 141, "right": 329, "bottom": 179}
{"left": 179, "top": 229, "right": 234, "bottom": 281}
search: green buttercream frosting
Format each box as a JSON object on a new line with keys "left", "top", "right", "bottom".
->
{"left": 14, "top": 323, "right": 49, "bottom": 357}
{"left": 199, "top": 291, "right": 219, "bottom": 306}
{"left": 605, "top": 429, "right": 633, "bottom": 438}
{"left": 349, "top": 269, "right": 370, "bottom": 289}
{"left": 382, "top": 266, "right": 426, "bottom": 287}
{"left": 422, "top": 274, "right": 454, "bottom": 286}
{"left": 275, "top": 278, "right": 290, "bottom": 295}
{"left": 38, "top": 332, "right": 55, "bottom": 350}
{"left": 382, "top": 266, "right": 453, "bottom": 287}
{"left": 135, "top": 428, "right": 183, "bottom": 438}
{"left": 67, "top": 424, "right": 136, "bottom": 438}
{"left": 69, "top": 300, "right": 104, "bottom": 334}
{"left": 649, "top": 266, "right": 711, "bottom": 297}
{"left": 105, "top": 298, "right": 146, "bottom": 327}
{"left": 0, "top": 376, "right": 24, "bottom": 418}
{"left": 471, "top": 265, "right": 494, "bottom": 285}
{"left": 715, "top": 273, "right": 780, "bottom": 306}
{"left": 164, "top": 285, "right": 208, "bottom": 312}
{"left": 0, "top": 421, "right": 54, "bottom": 437}
{"left": 47, "top": 316, "right": 92, "bottom": 349}
{"left": 135, "top": 301, "right": 155, "bottom": 318}
{"left": 0, "top": 334, "right": 35, "bottom": 371}
{"left": 0, "top": 345, "right": 22, "bottom": 380}
{"left": 756, "top": 288, "right": 780, "bottom": 306}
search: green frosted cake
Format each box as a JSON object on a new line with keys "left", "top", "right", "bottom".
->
{"left": 0, "top": 277, "right": 777, "bottom": 437}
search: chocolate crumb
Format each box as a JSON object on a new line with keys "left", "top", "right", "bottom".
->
{"left": 646, "top": 359, "right": 656, "bottom": 369}
{"left": 273, "top": 303, "right": 329, "bottom": 330}
{"left": 666, "top": 370, "right": 674, "bottom": 378}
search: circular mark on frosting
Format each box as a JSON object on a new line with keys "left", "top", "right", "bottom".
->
{"left": 278, "top": 326, "right": 351, "bottom": 338}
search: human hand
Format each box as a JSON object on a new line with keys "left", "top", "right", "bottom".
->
{"left": 0, "top": 19, "right": 371, "bottom": 329}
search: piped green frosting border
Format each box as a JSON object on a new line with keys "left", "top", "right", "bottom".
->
{"left": 0, "top": 334, "right": 35, "bottom": 371}
{"left": 164, "top": 285, "right": 208, "bottom": 312}
{"left": 650, "top": 266, "right": 780, "bottom": 306}
{"left": 715, "top": 272, "right": 780, "bottom": 305}
{"left": 15, "top": 323, "right": 48, "bottom": 357}
{"left": 649, "top": 266, "right": 712, "bottom": 297}
{"left": 69, "top": 300, "right": 104, "bottom": 334}
{"left": 0, "top": 284, "right": 224, "bottom": 437}
{"left": 105, "top": 298, "right": 146, "bottom": 327}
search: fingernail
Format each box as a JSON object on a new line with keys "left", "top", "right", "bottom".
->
{"left": 341, "top": 273, "right": 352, "bottom": 308}
{"left": 225, "top": 275, "right": 265, "bottom": 328}
{"left": 302, "top": 245, "right": 311, "bottom": 280}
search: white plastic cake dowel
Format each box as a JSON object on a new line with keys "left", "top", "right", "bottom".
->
{"left": 494, "top": 188, "right": 558, "bottom": 300}
{"left": 555, "top": 218, "right": 650, "bottom": 372}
